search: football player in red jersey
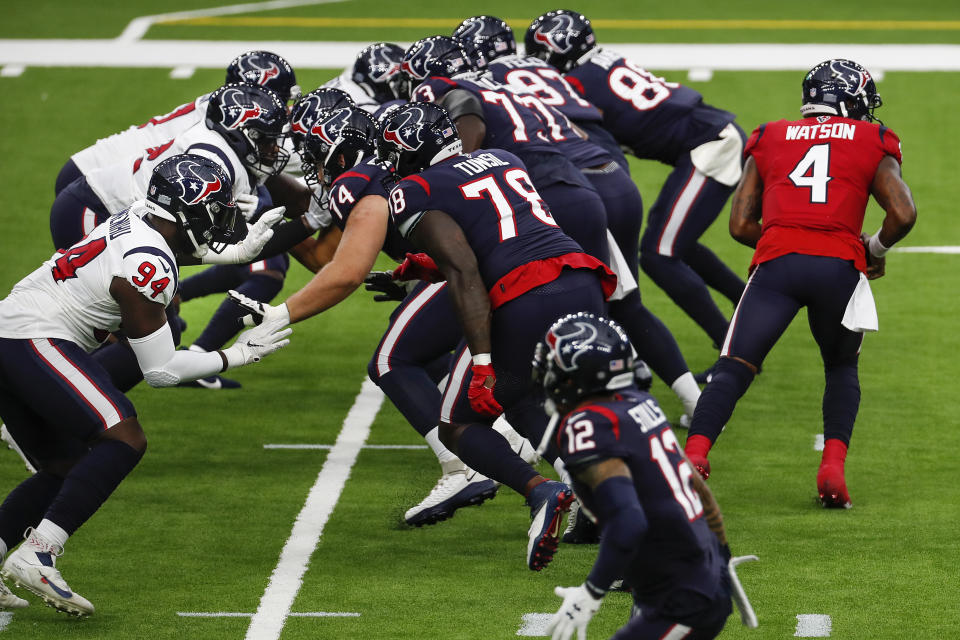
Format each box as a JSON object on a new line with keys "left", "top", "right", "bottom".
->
{"left": 684, "top": 60, "right": 916, "bottom": 508}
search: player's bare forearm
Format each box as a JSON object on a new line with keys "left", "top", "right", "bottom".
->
{"left": 265, "top": 173, "right": 313, "bottom": 217}
{"left": 729, "top": 157, "right": 763, "bottom": 248}
{"left": 870, "top": 155, "right": 917, "bottom": 246}
{"left": 681, "top": 450, "right": 728, "bottom": 546}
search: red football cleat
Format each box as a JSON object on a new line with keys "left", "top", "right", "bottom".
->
{"left": 817, "top": 463, "right": 852, "bottom": 509}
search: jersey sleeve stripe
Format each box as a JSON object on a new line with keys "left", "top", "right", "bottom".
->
{"left": 122, "top": 246, "right": 178, "bottom": 293}
{"left": 404, "top": 175, "right": 431, "bottom": 196}
{"left": 337, "top": 171, "right": 372, "bottom": 183}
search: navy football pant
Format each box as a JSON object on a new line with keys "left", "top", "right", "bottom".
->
{"left": 55, "top": 158, "right": 83, "bottom": 196}
{"left": 640, "top": 152, "right": 746, "bottom": 348}
{"left": 49, "top": 176, "right": 111, "bottom": 250}
{"left": 538, "top": 181, "right": 609, "bottom": 264}
{"left": 690, "top": 254, "right": 863, "bottom": 446}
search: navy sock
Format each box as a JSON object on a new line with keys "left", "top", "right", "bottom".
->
{"left": 178, "top": 265, "right": 244, "bottom": 302}
{"left": 456, "top": 424, "right": 539, "bottom": 495}
{"left": 687, "top": 243, "right": 746, "bottom": 304}
{"left": 688, "top": 358, "right": 755, "bottom": 443}
{"left": 44, "top": 440, "right": 142, "bottom": 536}
{"left": 823, "top": 361, "right": 859, "bottom": 445}
{"left": 0, "top": 471, "right": 63, "bottom": 552}
{"left": 368, "top": 364, "right": 441, "bottom": 438}
{"left": 193, "top": 274, "right": 284, "bottom": 352}
{"left": 609, "top": 292, "right": 689, "bottom": 385}
{"left": 640, "top": 252, "right": 730, "bottom": 347}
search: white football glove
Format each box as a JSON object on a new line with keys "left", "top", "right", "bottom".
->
{"left": 228, "top": 289, "right": 291, "bottom": 328}
{"left": 236, "top": 192, "right": 260, "bottom": 221}
{"left": 221, "top": 321, "right": 292, "bottom": 369}
{"left": 545, "top": 584, "right": 602, "bottom": 640}
{"left": 304, "top": 191, "right": 333, "bottom": 231}
{"left": 197, "top": 206, "right": 285, "bottom": 265}
{"left": 729, "top": 554, "right": 759, "bottom": 628}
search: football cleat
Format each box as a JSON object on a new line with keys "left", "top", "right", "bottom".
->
{"left": 561, "top": 499, "right": 599, "bottom": 545}
{"left": 817, "top": 463, "right": 852, "bottom": 509}
{"left": 1, "top": 529, "right": 94, "bottom": 616}
{"left": 404, "top": 468, "right": 498, "bottom": 527}
{"left": 0, "top": 576, "right": 28, "bottom": 610}
{"left": 0, "top": 424, "right": 36, "bottom": 474}
{"left": 526, "top": 480, "right": 574, "bottom": 571}
{"left": 178, "top": 375, "right": 242, "bottom": 390}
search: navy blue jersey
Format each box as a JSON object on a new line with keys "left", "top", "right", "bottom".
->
{"left": 565, "top": 49, "right": 736, "bottom": 165}
{"left": 558, "top": 388, "right": 726, "bottom": 607}
{"left": 388, "top": 149, "right": 613, "bottom": 307}
{"left": 328, "top": 158, "right": 412, "bottom": 262}
{"left": 488, "top": 55, "right": 602, "bottom": 124}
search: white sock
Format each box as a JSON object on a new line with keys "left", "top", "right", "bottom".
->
{"left": 188, "top": 344, "right": 207, "bottom": 353}
{"left": 34, "top": 519, "right": 69, "bottom": 550}
{"left": 671, "top": 372, "right": 701, "bottom": 417}
{"left": 553, "top": 457, "right": 571, "bottom": 486}
{"left": 424, "top": 427, "right": 458, "bottom": 466}
{"left": 0, "top": 538, "right": 7, "bottom": 561}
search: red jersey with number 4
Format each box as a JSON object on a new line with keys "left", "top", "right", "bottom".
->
{"left": 746, "top": 115, "right": 902, "bottom": 272}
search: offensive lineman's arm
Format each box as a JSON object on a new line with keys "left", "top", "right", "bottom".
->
{"left": 729, "top": 156, "right": 764, "bottom": 248}
{"left": 407, "top": 209, "right": 492, "bottom": 357}
{"left": 438, "top": 89, "right": 486, "bottom": 153}
{"left": 284, "top": 195, "right": 389, "bottom": 323}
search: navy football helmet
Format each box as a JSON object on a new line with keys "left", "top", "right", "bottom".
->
{"left": 225, "top": 50, "right": 301, "bottom": 103}
{"left": 146, "top": 154, "right": 240, "bottom": 255}
{"left": 524, "top": 10, "right": 597, "bottom": 73}
{"left": 378, "top": 102, "right": 461, "bottom": 177}
{"left": 532, "top": 312, "right": 636, "bottom": 414}
{"left": 452, "top": 16, "right": 516, "bottom": 69}
{"left": 352, "top": 42, "right": 406, "bottom": 103}
{"left": 297, "top": 107, "right": 378, "bottom": 189}
{"left": 801, "top": 59, "right": 883, "bottom": 123}
{"left": 206, "top": 83, "right": 291, "bottom": 179}
{"left": 289, "top": 88, "right": 356, "bottom": 149}
{"left": 398, "top": 36, "right": 473, "bottom": 99}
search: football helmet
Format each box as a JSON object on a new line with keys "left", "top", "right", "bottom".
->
{"left": 225, "top": 50, "right": 301, "bottom": 103}
{"left": 452, "top": 16, "right": 516, "bottom": 68}
{"left": 289, "top": 88, "right": 356, "bottom": 149}
{"left": 524, "top": 10, "right": 597, "bottom": 73}
{"left": 801, "top": 59, "right": 883, "bottom": 122}
{"left": 532, "top": 312, "right": 635, "bottom": 413}
{"left": 398, "top": 36, "right": 473, "bottom": 99}
{"left": 146, "top": 154, "right": 240, "bottom": 255}
{"left": 297, "top": 107, "right": 378, "bottom": 189}
{"left": 378, "top": 102, "right": 462, "bottom": 177}
{"left": 206, "top": 83, "right": 291, "bottom": 179}
{"left": 352, "top": 42, "right": 406, "bottom": 104}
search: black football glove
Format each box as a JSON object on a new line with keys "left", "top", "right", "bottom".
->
{"left": 363, "top": 271, "right": 407, "bottom": 303}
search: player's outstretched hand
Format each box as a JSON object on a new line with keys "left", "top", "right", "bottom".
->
{"left": 545, "top": 584, "right": 602, "bottom": 640}
{"left": 199, "top": 207, "right": 285, "bottom": 264}
{"left": 392, "top": 252, "right": 444, "bottom": 282}
{"left": 363, "top": 271, "right": 408, "bottom": 302}
{"left": 467, "top": 362, "right": 503, "bottom": 417}
{"left": 222, "top": 322, "right": 292, "bottom": 368}
{"left": 861, "top": 232, "right": 886, "bottom": 280}
{"left": 228, "top": 289, "right": 291, "bottom": 328}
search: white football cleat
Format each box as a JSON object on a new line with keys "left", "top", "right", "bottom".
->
{"left": 1, "top": 529, "right": 94, "bottom": 617}
{"left": 0, "top": 576, "right": 27, "bottom": 610}
{"left": 404, "top": 465, "right": 498, "bottom": 527}
{"left": 0, "top": 424, "right": 36, "bottom": 474}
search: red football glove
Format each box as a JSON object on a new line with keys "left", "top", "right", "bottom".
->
{"left": 468, "top": 363, "right": 503, "bottom": 417}
{"left": 392, "top": 252, "right": 444, "bottom": 283}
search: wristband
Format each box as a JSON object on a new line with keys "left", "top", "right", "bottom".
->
{"left": 472, "top": 353, "right": 492, "bottom": 366}
{"left": 867, "top": 231, "right": 890, "bottom": 258}
{"left": 218, "top": 350, "right": 229, "bottom": 373}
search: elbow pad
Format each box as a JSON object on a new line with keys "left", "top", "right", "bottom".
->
{"left": 439, "top": 89, "right": 484, "bottom": 122}
{"left": 127, "top": 322, "right": 223, "bottom": 387}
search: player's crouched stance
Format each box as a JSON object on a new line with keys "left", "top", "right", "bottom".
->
{"left": 533, "top": 313, "right": 758, "bottom": 639}
{"left": 0, "top": 155, "right": 291, "bottom": 616}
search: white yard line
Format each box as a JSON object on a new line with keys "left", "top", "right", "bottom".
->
{"left": 263, "top": 443, "right": 427, "bottom": 450}
{"left": 517, "top": 612, "right": 553, "bottom": 636}
{"left": 179, "top": 611, "right": 360, "bottom": 617}
{"left": 892, "top": 246, "right": 960, "bottom": 254}
{"left": 0, "top": 613, "right": 11, "bottom": 632}
{"left": 795, "top": 614, "right": 832, "bottom": 637}
{"left": 1, "top": 41, "right": 959, "bottom": 72}
{"left": 117, "top": 0, "right": 346, "bottom": 43}
{"left": 244, "top": 377, "right": 383, "bottom": 640}
{"left": 814, "top": 434, "right": 825, "bottom": 451}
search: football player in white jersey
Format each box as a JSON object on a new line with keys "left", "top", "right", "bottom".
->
{"left": 54, "top": 50, "right": 300, "bottom": 195}
{"left": 322, "top": 42, "right": 405, "bottom": 114}
{"left": 0, "top": 155, "right": 291, "bottom": 616}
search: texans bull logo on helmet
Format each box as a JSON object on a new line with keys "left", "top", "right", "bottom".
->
{"left": 359, "top": 47, "right": 401, "bottom": 84}
{"left": 546, "top": 319, "right": 609, "bottom": 372}
{"left": 169, "top": 158, "right": 228, "bottom": 206}
{"left": 217, "top": 88, "right": 267, "bottom": 130}
{"left": 532, "top": 13, "right": 594, "bottom": 54}
{"left": 401, "top": 38, "right": 468, "bottom": 81}
{"left": 382, "top": 105, "right": 447, "bottom": 151}
{"left": 828, "top": 59, "right": 871, "bottom": 97}
{"left": 235, "top": 54, "right": 281, "bottom": 87}
{"left": 309, "top": 108, "right": 352, "bottom": 145}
